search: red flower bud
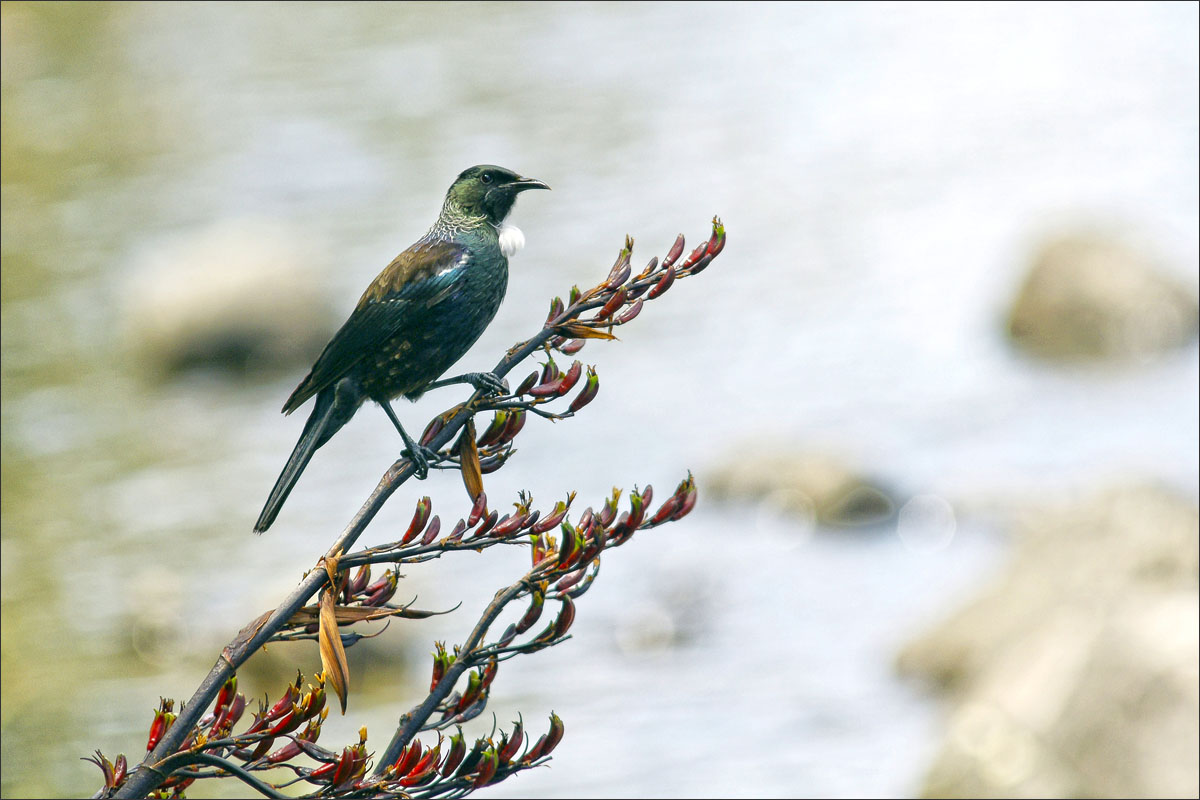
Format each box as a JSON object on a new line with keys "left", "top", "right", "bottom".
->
{"left": 299, "top": 684, "right": 326, "bottom": 720}
{"left": 556, "top": 526, "right": 579, "bottom": 566}
{"left": 544, "top": 712, "right": 565, "bottom": 754}
{"left": 599, "top": 489, "right": 620, "bottom": 527}
{"left": 419, "top": 417, "right": 444, "bottom": 446}
{"left": 634, "top": 255, "right": 659, "bottom": 282}
{"left": 401, "top": 746, "right": 440, "bottom": 784}
{"left": 349, "top": 564, "right": 371, "bottom": 595}
{"left": 568, "top": 368, "right": 599, "bottom": 413}
{"left": 688, "top": 252, "right": 714, "bottom": 275}
{"left": 268, "top": 707, "right": 302, "bottom": 737}
{"left": 328, "top": 746, "right": 358, "bottom": 786}
{"left": 546, "top": 597, "right": 576, "bottom": 639}
{"left": 596, "top": 287, "right": 627, "bottom": 321}
{"left": 480, "top": 656, "right": 499, "bottom": 688}
{"left": 456, "top": 671, "right": 484, "bottom": 713}
{"left": 530, "top": 533, "right": 551, "bottom": 565}
{"left": 489, "top": 512, "right": 526, "bottom": 538}
{"left": 674, "top": 475, "right": 698, "bottom": 519}
{"left": 402, "top": 497, "right": 432, "bottom": 545}
{"left": 555, "top": 567, "right": 587, "bottom": 593}
{"left": 681, "top": 241, "right": 708, "bottom": 269}
{"left": 147, "top": 701, "right": 175, "bottom": 752}
{"left": 545, "top": 296, "right": 565, "bottom": 325}
{"left": 476, "top": 411, "right": 509, "bottom": 448}
{"left": 456, "top": 740, "right": 486, "bottom": 778}
{"left": 468, "top": 492, "right": 488, "bottom": 527}
{"left": 307, "top": 760, "right": 337, "bottom": 782}
{"left": 628, "top": 486, "right": 651, "bottom": 529}
{"left": 514, "top": 588, "right": 545, "bottom": 634}
{"left": 248, "top": 733, "right": 277, "bottom": 762}
{"left": 213, "top": 692, "right": 246, "bottom": 734}
{"left": 472, "top": 748, "right": 499, "bottom": 787}
{"left": 430, "top": 642, "right": 454, "bottom": 691}
{"left": 479, "top": 451, "right": 507, "bottom": 474}
{"left": 616, "top": 298, "right": 644, "bottom": 324}
{"left": 399, "top": 765, "right": 437, "bottom": 787}
{"left": 662, "top": 234, "right": 686, "bottom": 268}
{"left": 647, "top": 265, "right": 676, "bottom": 299}
{"left": 526, "top": 713, "right": 565, "bottom": 762}
{"left": 578, "top": 519, "right": 606, "bottom": 563}
{"left": 649, "top": 495, "right": 682, "bottom": 525}
{"left": 499, "top": 721, "right": 524, "bottom": 764}
{"left": 500, "top": 409, "right": 527, "bottom": 441}
{"left": 475, "top": 509, "right": 499, "bottom": 538}
{"left": 606, "top": 241, "right": 633, "bottom": 288}
{"left": 266, "top": 739, "right": 304, "bottom": 764}
{"left": 420, "top": 515, "right": 442, "bottom": 546}
{"left": 209, "top": 676, "right": 237, "bottom": 726}
{"left": 707, "top": 216, "right": 726, "bottom": 257}
{"left": 441, "top": 730, "right": 467, "bottom": 776}
{"left": 531, "top": 501, "right": 569, "bottom": 534}
{"left": 393, "top": 741, "right": 422, "bottom": 775}
{"left": 515, "top": 371, "right": 538, "bottom": 395}
{"left": 528, "top": 377, "right": 564, "bottom": 397}
{"left": 363, "top": 570, "right": 398, "bottom": 606}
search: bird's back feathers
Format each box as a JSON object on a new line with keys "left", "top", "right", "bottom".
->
{"left": 282, "top": 238, "right": 472, "bottom": 414}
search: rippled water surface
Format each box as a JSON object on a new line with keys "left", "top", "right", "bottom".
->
{"left": 2, "top": 3, "right": 1197, "bottom": 797}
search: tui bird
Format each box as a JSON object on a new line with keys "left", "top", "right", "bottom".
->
{"left": 254, "top": 165, "right": 549, "bottom": 533}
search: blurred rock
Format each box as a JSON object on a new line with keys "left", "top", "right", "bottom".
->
{"left": 705, "top": 449, "right": 897, "bottom": 528}
{"left": 1005, "top": 232, "right": 1198, "bottom": 360}
{"left": 898, "top": 483, "right": 1199, "bottom": 798}
{"left": 120, "top": 218, "right": 336, "bottom": 378}
{"left": 613, "top": 570, "right": 714, "bottom": 655}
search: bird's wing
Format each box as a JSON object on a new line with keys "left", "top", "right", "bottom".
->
{"left": 282, "top": 239, "right": 469, "bottom": 414}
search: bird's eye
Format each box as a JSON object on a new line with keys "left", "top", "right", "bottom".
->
{"left": 480, "top": 172, "right": 493, "bottom": 184}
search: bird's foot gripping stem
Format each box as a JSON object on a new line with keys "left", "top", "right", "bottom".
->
{"left": 380, "top": 400, "right": 438, "bottom": 479}
{"left": 464, "top": 371, "right": 508, "bottom": 395}
{"left": 402, "top": 441, "right": 439, "bottom": 480}
{"left": 427, "top": 371, "right": 508, "bottom": 397}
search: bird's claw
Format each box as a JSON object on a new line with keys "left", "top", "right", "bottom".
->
{"left": 466, "top": 371, "right": 508, "bottom": 396}
{"left": 404, "top": 444, "right": 439, "bottom": 479}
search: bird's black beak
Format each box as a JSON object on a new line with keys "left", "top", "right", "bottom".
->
{"left": 509, "top": 176, "right": 550, "bottom": 192}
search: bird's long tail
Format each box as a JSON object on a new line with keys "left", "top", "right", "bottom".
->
{"left": 254, "top": 380, "right": 358, "bottom": 533}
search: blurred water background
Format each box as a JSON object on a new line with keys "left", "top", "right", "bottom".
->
{"left": 2, "top": 2, "right": 1197, "bottom": 797}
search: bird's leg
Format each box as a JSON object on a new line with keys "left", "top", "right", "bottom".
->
{"left": 425, "top": 371, "right": 508, "bottom": 396}
{"left": 380, "top": 400, "right": 437, "bottom": 479}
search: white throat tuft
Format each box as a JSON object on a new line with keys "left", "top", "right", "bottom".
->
{"left": 497, "top": 224, "right": 525, "bottom": 257}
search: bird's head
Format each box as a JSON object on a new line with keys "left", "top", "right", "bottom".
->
{"left": 446, "top": 165, "right": 550, "bottom": 225}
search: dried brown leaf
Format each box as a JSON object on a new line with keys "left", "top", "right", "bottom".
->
{"left": 557, "top": 323, "right": 617, "bottom": 341}
{"left": 459, "top": 418, "right": 483, "bottom": 502}
{"left": 319, "top": 555, "right": 350, "bottom": 714}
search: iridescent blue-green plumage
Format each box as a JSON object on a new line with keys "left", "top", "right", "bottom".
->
{"left": 255, "top": 165, "right": 548, "bottom": 533}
